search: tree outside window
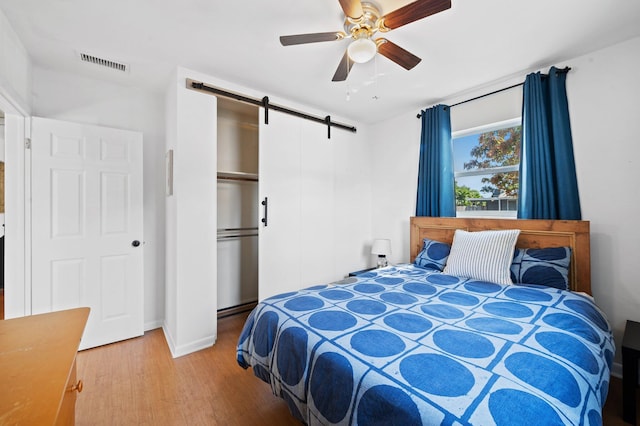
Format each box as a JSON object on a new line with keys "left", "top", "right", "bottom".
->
{"left": 453, "top": 120, "right": 521, "bottom": 217}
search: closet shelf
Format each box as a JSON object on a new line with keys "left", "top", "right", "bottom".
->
{"left": 217, "top": 171, "right": 258, "bottom": 182}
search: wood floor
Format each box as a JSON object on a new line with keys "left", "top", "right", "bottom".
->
{"left": 76, "top": 312, "right": 299, "bottom": 426}
{"left": 72, "top": 312, "right": 640, "bottom": 425}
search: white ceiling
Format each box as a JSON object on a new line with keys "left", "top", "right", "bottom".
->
{"left": 1, "top": 0, "right": 639, "bottom": 124}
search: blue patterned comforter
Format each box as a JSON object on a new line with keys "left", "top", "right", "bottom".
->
{"left": 236, "top": 264, "right": 614, "bottom": 425}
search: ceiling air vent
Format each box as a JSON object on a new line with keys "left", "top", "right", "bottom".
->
{"left": 79, "top": 52, "right": 128, "bottom": 72}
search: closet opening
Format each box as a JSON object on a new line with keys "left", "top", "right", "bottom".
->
{"left": 216, "top": 98, "right": 259, "bottom": 319}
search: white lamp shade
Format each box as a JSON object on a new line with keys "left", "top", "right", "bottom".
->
{"left": 371, "top": 239, "right": 391, "bottom": 256}
{"left": 348, "top": 38, "right": 377, "bottom": 63}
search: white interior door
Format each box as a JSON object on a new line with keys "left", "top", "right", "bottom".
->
{"left": 31, "top": 117, "right": 143, "bottom": 349}
{"left": 258, "top": 110, "right": 336, "bottom": 300}
{"left": 258, "top": 110, "right": 302, "bottom": 300}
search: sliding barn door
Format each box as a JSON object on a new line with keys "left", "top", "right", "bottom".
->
{"left": 30, "top": 117, "right": 144, "bottom": 349}
{"left": 258, "top": 110, "right": 335, "bottom": 300}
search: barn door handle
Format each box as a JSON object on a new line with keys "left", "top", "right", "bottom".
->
{"left": 261, "top": 197, "right": 268, "bottom": 227}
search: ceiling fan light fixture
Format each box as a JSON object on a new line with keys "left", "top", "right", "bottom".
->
{"left": 348, "top": 37, "right": 377, "bottom": 63}
{"left": 279, "top": 0, "right": 450, "bottom": 81}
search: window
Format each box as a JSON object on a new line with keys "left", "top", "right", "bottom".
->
{"left": 453, "top": 118, "right": 521, "bottom": 218}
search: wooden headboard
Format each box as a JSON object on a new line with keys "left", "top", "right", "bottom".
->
{"left": 410, "top": 217, "right": 591, "bottom": 295}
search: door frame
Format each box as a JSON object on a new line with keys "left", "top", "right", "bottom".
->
{"left": 0, "top": 86, "right": 30, "bottom": 318}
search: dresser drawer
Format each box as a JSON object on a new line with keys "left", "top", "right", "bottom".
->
{"left": 0, "top": 308, "right": 89, "bottom": 425}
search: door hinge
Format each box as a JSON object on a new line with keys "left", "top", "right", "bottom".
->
{"left": 25, "top": 138, "right": 31, "bottom": 149}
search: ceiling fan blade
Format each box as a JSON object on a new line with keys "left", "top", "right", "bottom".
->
{"left": 332, "top": 51, "right": 354, "bottom": 82}
{"left": 338, "top": 0, "right": 364, "bottom": 19}
{"left": 380, "top": 0, "right": 451, "bottom": 30}
{"left": 376, "top": 39, "right": 421, "bottom": 70}
{"left": 280, "top": 32, "right": 345, "bottom": 46}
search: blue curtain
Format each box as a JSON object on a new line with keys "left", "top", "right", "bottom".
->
{"left": 416, "top": 104, "right": 455, "bottom": 217}
{"left": 518, "top": 67, "right": 581, "bottom": 220}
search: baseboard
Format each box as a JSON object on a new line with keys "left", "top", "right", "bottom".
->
{"left": 144, "top": 320, "right": 164, "bottom": 331}
{"left": 217, "top": 301, "right": 257, "bottom": 319}
{"left": 161, "top": 324, "right": 216, "bottom": 358}
{"left": 161, "top": 324, "right": 177, "bottom": 355}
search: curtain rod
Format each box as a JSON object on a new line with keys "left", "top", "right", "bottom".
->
{"left": 416, "top": 67, "right": 571, "bottom": 118}
{"left": 187, "top": 79, "right": 357, "bottom": 139}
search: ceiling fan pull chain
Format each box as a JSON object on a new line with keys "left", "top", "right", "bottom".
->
{"left": 374, "top": 54, "right": 379, "bottom": 99}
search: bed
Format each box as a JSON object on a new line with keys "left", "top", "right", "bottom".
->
{"left": 236, "top": 217, "right": 614, "bottom": 425}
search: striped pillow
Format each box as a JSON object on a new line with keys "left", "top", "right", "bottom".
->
{"left": 443, "top": 229, "right": 520, "bottom": 285}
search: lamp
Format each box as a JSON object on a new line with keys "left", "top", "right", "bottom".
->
{"left": 347, "top": 32, "right": 377, "bottom": 64}
{"left": 371, "top": 239, "right": 391, "bottom": 268}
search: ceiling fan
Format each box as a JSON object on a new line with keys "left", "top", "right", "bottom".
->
{"left": 279, "top": 0, "right": 451, "bottom": 82}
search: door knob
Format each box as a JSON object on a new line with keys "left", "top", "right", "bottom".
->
{"left": 132, "top": 240, "right": 141, "bottom": 247}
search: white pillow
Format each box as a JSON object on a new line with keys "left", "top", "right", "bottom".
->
{"left": 443, "top": 229, "right": 520, "bottom": 285}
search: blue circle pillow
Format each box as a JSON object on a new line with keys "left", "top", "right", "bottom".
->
{"left": 414, "top": 238, "right": 451, "bottom": 271}
{"left": 510, "top": 247, "right": 572, "bottom": 290}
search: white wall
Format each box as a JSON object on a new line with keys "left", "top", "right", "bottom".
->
{"left": 0, "top": 120, "right": 5, "bottom": 160}
{"left": 450, "top": 86, "right": 522, "bottom": 133}
{"left": 371, "top": 36, "right": 640, "bottom": 366}
{"left": 330, "top": 121, "right": 373, "bottom": 272}
{"left": 164, "top": 67, "right": 218, "bottom": 357}
{"left": 567, "top": 36, "right": 640, "bottom": 362}
{"left": 31, "top": 67, "right": 167, "bottom": 330}
{"left": 0, "top": 8, "right": 30, "bottom": 113}
{"left": 370, "top": 113, "right": 421, "bottom": 264}
{"left": 0, "top": 8, "right": 30, "bottom": 318}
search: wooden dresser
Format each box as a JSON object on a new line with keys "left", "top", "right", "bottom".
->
{"left": 0, "top": 307, "right": 90, "bottom": 425}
